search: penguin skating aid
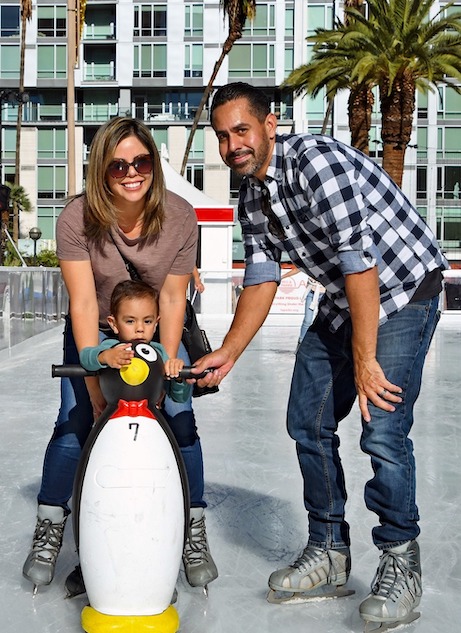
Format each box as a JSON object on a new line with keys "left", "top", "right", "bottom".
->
{"left": 52, "top": 342, "right": 199, "bottom": 633}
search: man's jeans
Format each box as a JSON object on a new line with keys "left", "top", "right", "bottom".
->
{"left": 38, "top": 316, "right": 205, "bottom": 510}
{"left": 288, "top": 297, "right": 440, "bottom": 550}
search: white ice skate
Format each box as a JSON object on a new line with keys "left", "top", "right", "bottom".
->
{"left": 267, "top": 545, "right": 354, "bottom": 605}
{"left": 360, "top": 541, "right": 422, "bottom": 632}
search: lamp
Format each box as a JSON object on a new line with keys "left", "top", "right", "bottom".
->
{"left": 29, "top": 226, "right": 42, "bottom": 266}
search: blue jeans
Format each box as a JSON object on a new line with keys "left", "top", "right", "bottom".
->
{"left": 288, "top": 297, "right": 440, "bottom": 550}
{"left": 38, "top": 316, "right": 205, "bottom": 510}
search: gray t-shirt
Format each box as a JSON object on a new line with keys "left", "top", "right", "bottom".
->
{"left": 57, "top": 191, "right": 198, "bottom": 326}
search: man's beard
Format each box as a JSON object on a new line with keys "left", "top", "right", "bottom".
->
{"left": 227, "top": 134, "right": 271, "bottom": 177}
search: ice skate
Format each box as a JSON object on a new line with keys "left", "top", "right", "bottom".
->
{"left": 22, "top": 504, "right": 67, "bottom": 595}
{"left": 183, "top": 508, "right": 218, "bottom": 595}
{"left": 359, "top": 540, "right": 422, "bottom": 632}
{"left": 65, "top": 564, "right": 85, "bottom": 598}
{"left": 267, "top": 545, "right": 354, "bottom": 604}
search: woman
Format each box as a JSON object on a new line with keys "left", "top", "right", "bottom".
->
{"left": 22, "top": 117, "right": 218, "bottom": 594}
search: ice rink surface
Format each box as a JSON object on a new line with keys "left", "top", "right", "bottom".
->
{"left": 1, "top": 313, "right": 460, "bottom": 633}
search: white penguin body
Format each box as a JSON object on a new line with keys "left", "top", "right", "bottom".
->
{"left": 76, "top": 401, "right": 185, "bottom": 616}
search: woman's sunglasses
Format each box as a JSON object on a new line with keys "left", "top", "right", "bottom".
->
{"left": 107, "top": 154, "right": 154, "bottom": 179}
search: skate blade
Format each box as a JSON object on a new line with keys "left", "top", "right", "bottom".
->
{"left": 364, "top": 611, "right": 421, "bottom": 632}
{"left": 267, "top": 585, "right": 355, "bottom": 605}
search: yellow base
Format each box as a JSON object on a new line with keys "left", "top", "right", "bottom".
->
{"left": 81, "top": 605, "right": 180, "bottom": 633}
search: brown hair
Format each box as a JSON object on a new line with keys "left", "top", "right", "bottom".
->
{"left": 83, "top": 117, "right": 165, "bottom": 243}
{"left": 110, "top": 279, "right": 159, "bottom": 317}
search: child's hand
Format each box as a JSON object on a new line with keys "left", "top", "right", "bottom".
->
{"left": 164, "top": 357, "right": 185, "bottom": 379}
{"left": 98, "top": 343, "right": 134, "bottom": 369}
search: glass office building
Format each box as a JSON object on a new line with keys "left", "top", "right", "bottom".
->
{"left": 0, "top": 0, "right": 460, "bottom": 265}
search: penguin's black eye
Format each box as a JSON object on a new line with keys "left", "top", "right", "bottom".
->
{"left": 135, "top": 344, "right": 158, "bottom": 362}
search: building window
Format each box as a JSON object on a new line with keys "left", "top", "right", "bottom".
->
{"left": 243, "top": 2, "right": 276, "bottom": 37}
{"left": 436, "top": 165, "right": 461, "bottom": 199}
{"left": 134, "top": 4, "right": 167, "bottom": 37}
{"left": 230, "top": 171, "right": 243, "bottom": 199}
{"left": 186, "top": 128, "right": 204, "bottom": 159}
{"left": 438, "top": 127, "right": 461, "bottom": 159}
{"left": 437, "top": 207, "right": 461, "bottom": 248}
{"left": 38, "top": 128, "right": 67, "bottom": 159}
{"left": 369, "top": 125, "right": 383, "bottom": 158}
{"left": 285, "top": 4, "right": 294, "bottom": 37}
{"left": 228, "top": 43, "right": 275, "bottom": 78}
{"left": 417, "top": 91, "right": 428, "bottom": 119}
{"left": 186, "top": 164, "right": 204, "bottom": 191}
{"left": 134, "top": 44, "right": 167, "bottom": 77}
{"left": 0, "top": 5, "right": 20, "bottom": 37}
{"left": 284, "top": 46, "right": 294, "bottom": 79}
{"left": 417, "top": 167, "right": 427, "bottom": 199}
{"left": 37, "top": 166, "right": 66, "bottom": 199}
{"left": 37, "top": 206, "right": 61, "bottom": 240}
{"left": 152, "top": 128, "right": 168, "bottom": 152}
{"left": 440, "top": 86, "right": 461, "bottom": 119}
{"left": 308, "top": 4, "right": 333, "bottom": 33}
{"left": 83, "top": 6, "right": 116, "bottom": 40}
{"left": 37, "top": 5, "right": 67, "bottom": 38}
{"left": 185, "top": 4, "right": 203, "bottom": 37}
{"left": 83, "top": 47, "right": 116, "bottom": 81}
{"left": 185, "top": 44, "right": 203, "bottom": 78}
{"left": 1, "top": 127, "right": 16, "bottom": 161}
{"left": 37, "top": 45, "right": 67, "bottom": 79}
{"left": 0, "top": 45, "right": 20, "bottom": 79}
{"left": 417, "top": 126, "right": 428, "bottom": 159}
{"left": 307, "top": 4, "right": 333, "bottom": 61}
{"left": 306, "top": 87, "right": 326, "bottom": 120}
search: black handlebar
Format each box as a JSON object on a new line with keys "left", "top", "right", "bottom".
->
{"left": 51, "top": 364, "right": 213, "bottom": 380}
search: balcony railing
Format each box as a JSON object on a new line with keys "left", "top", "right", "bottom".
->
{"left": 83, "top": 62, "right": 116, "bottom": 82}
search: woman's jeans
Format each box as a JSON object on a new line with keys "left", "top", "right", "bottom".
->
{"left": 288, "top": 297, "right": 440, "bottom": 550}
{"left": 38, "top": 317, "right": 205, "bottom": 511}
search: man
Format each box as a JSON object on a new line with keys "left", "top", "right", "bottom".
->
{"left": 194, "top": 82, "right": 448, "bottom": 629}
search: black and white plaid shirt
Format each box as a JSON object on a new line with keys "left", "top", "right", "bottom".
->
{"left": 238, "top": 133, "right": 448, "bottom": 331}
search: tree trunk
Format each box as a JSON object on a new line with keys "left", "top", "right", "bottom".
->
{"left": 180, "top": 29, "right": 242, "bottom": 177}
{"left": 380, "top": 72, "right": 416, "bottom": 187}
{"left": 13, "top": 14, "right": 27, "bottom": 243}
{"left": 348, "top": 85, "right": 374, "bottom": 154}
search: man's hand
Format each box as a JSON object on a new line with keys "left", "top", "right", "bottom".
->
{"left": 354, "top": 356, "right": 403, "bottom": 423}
{"left": 190, "top": 347, "right": 235, "bottom": 387}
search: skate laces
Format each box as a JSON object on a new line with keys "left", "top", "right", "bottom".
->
{"left": 371, "top": 548, "right": 421, "bottom": 603}
{"left": 293, "top": 546, "right": 344, "bottom": 583}
{"left": 184, "top": 515, "right": 211, "bottom": 566}
{"left": 32, "top": 518, "right": 65, "bottom": 562}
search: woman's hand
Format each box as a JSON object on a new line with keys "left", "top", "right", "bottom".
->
{"left": 84, "top": 376, "right": 107, "bottom": 420}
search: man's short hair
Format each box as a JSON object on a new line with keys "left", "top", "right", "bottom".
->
{"left": 210, "top": 82, "right": 271, "bottom": 125}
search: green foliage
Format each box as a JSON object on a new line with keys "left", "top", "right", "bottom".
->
{"left": 283, "top": 0, "right": 461, "bottom": 99}
{"left": 34, "top": 248, "right": 59, "bottom": 267}
{"left": 2, "top": 246, "right": 59, "bottom": 267}
{"left": 4, "top": 182, "right": 32, "bottom": 212}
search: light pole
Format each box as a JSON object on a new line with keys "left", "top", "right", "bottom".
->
{"left": 29, "top": 226, "right": 42, "bottom": 266}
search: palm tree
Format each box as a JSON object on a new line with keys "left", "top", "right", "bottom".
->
{"left": 180, "top": 0, "right": 256, "bottom": 176}
{"left": 283, "top": 0, "right": 374, "bottom": 154}
{"left": 284, "top": 0, "right": 461, "bottom": 187}
{"left": 6, "top": 182, "right": 32, "bottom": 214}
{"left": 13, "top": 0, "right": 32, "bottom": 244}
